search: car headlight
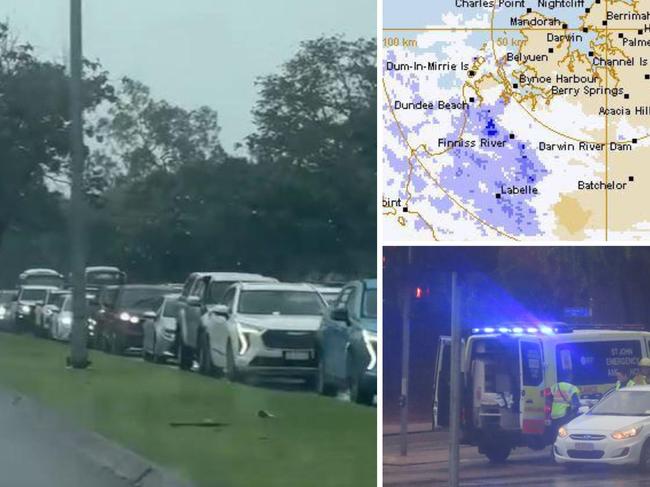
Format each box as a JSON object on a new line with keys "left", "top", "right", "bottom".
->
{"left": 362, "top": 329, "right": 377, "bottom": 370}
{"left": 87, "top": 318, "right": 96, "bottom": 330}
{"left": 21, "top": 305, "right": 31, "bottom": 314}
{"left": 557, "top": 426, "right": 569, "bottom": 438}
{"left": 611, "top": 426, "right": 643, "bottom": 440}
{"left": 119, "top": 312, "right": 139, "bottom": 323}
{"left": 0, "top": 306, "right": 6, "bottom": 317}
{"left": 61, "top": 316, "right": 72, "bottom": 326}
{"left": 236, "top": 322, "right": 262, "bottom": 355}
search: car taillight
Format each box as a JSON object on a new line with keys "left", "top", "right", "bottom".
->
{"left": 543, "top": 387, "right": 552, "bottom": 425}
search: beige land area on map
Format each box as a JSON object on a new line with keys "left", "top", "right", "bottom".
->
{"left": 508, "top": 5, "right": 650, "bottom": 239}
{"left": 505, "top": 0, "right": 650, "bottom": 239}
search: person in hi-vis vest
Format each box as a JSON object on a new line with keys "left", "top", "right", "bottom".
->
{"left": 615, "top": 366, "right": 635, "bottom": 390}
{"left": 551, "top": 371, "right": 581, "bottom": 430}
{"left": 633, "top": 358, "right": 650, "bottom": 385}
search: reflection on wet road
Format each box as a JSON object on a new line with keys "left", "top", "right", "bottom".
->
{"left": 384, "top": 429, "right": 650, "bottom": 486}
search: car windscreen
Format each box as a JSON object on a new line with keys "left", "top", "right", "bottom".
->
{"left": 238, "top": 290, "right": 324, "bottom": 315}
{"left": 556, "top": 340, "right": 642, "bottom": 385}
{"left": 22, "top": 276, "right": 63, "bottom": 287}
{"left": 163, "top": 299, "right": 181, "bottom": 317}
{"left": 19, "top": 289, "right": 48, "bottom": 301}
{"left": 86, "top": 271, "right": 125, "bottom": 287}
{"left": 62, "top": 298, "right": 72, "bottom": 312}
{"left": 320, "top": 292, "right": 339, "bottom": 306}
{"left": 363, "top": 288, "right": 377, "bottom": 318}
{"left": 117, "top": 288, "right": 168, "bottom": 310}
{"left": 590, "top": 391, "right": 650, "bottom": 416}
{"left": 49, "top": 293, "right": 68, "bottom": 307}
{"left": 206, "top": 281, "right": 236, "bottom": 304}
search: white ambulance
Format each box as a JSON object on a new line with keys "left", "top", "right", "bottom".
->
{"left": 433, "top": 323, "right": 650, "bottom": 462}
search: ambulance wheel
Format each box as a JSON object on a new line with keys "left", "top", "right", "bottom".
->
{"left": 485, "top": 444, "right": 511, "bottom": 463}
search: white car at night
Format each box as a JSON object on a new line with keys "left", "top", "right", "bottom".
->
{"left": 554, "top": 385, "right": 650, "bottom": 469}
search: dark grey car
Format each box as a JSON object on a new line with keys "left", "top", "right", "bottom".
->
{"left": 315, "top": 278, "right": 377, "bottom": 405}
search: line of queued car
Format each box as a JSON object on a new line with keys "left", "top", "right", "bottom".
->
{"left": 0, "top": 267, "right": 377, "bottom": 405}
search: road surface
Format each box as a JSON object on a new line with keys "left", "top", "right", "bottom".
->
{"left": 384, "top": 428, "right": 650, "bottom": 486}
{"left": 0, "top": 388, "right": 131, "bottom": 487}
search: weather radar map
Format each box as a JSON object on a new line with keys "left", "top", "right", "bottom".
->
{"left": 383, "top": 0, "right": 650, "bottom": 241}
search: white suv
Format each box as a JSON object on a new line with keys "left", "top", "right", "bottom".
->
{"left": 200, "top": 282, "right": 326, "bottom": 382}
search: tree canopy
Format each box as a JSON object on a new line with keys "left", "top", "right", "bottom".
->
{"left": 0, "top": 26, "right": 376, "bottom": 286}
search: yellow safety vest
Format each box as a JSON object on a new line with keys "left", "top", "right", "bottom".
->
{"left": 551, "top": 382, "right": 580, "bottom": 419}
{"left": 616, "top": 379, "right": 635, "bottom": 390}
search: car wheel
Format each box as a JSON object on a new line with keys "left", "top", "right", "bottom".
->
{"left": 178, "top": 337, "right": 193, "bottom": 370}
{"left": 198, "top": 332, "right": 216, "bottom": 376}
{"left": 349, "top": 372, "right": 374, "bottom": 405}
{"left": 316, "top": 357, "right": 338, "bottom": 396}
{"left": 639, "top": 441, "right": 650, "bottom": 471}
{"left": 225, "top": 340, "right": 240, "bottom": 382}
{"left": 348, "top": 354, "right": 374, "bottom": 405}
{"left": 110, "top": 332, "right": 124, "bottom": 356}
{"left": 151, "top": 333, "right": 163, "bottom": 364}
{"left": 100, "top": 331, "right": 110, "bottom": 353}
{"left": 484, "top": 443, "right": 512, "bottom": 463}
{"left": 142, "top": 343, "right": 152, "bottom": 362}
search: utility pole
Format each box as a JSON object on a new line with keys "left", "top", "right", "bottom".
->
{"left": 68, "top": 0, "right": 89, "bottom": 368}
{"left": 399, "top": 247, "right": 412, "bottom": 456}
{"left": 449, "top": 272, "right": 461, "bottom": 487}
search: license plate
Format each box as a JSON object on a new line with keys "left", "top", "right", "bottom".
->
{"left": 285, "top": 351, "right": 310, "bottom": 361}
{"left": 574, "top": 442, "right": 594, "bottom": 451}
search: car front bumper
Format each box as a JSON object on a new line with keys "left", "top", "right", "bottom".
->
{"left": 554, "top": 433, "right": 644, "bottom": 465}
{"left": 234, "top": 331, "right": 317, "bottom": 377}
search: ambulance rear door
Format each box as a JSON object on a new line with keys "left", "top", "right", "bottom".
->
{"left": 519, "top": 337, "right": 546, "bottom": 434}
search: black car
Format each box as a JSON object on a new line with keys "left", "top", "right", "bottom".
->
{"left": 93, "top": 285, "right": 174, "bottom": 355}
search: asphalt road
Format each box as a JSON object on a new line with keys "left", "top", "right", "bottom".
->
{"left": 0, "top": 388, "right": 131, "bottom": 487}
{"left": 384, "top": 429, "right": 650, "bottom": 486}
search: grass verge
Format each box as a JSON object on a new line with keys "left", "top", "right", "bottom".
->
{"left": 0, "top": 333, "right": 376, "bottom": 487}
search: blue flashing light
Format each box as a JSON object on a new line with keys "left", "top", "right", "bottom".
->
{"left": 539, "top": 325, "right": 554, "bottom": 335}
{"left": 471, "top": 328, "right": 480, "bottom": 334}
{"left": 512, "top": 327, "right": 524, "bottom": 334}
{"left": 526, "top": 327, "right": 538, "bottom": 334}
{"left": 483, "top": 327, "right": 495, "bottom": 333}
{"left": 498, "top": 327, "right": 510, "bottom": 334}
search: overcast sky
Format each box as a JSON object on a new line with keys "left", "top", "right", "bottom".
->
{"left": 1, "top": 0, "right": 375, "bottom": 152}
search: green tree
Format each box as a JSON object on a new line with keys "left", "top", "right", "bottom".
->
{"left": 0, "top": 23, "right": 114, "bottom": 245}
{"left": 88, "top": 77, "right": 225, "bottom": 190}
{"left": 246, "top": 36, "right": 377, "bottom": 276}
